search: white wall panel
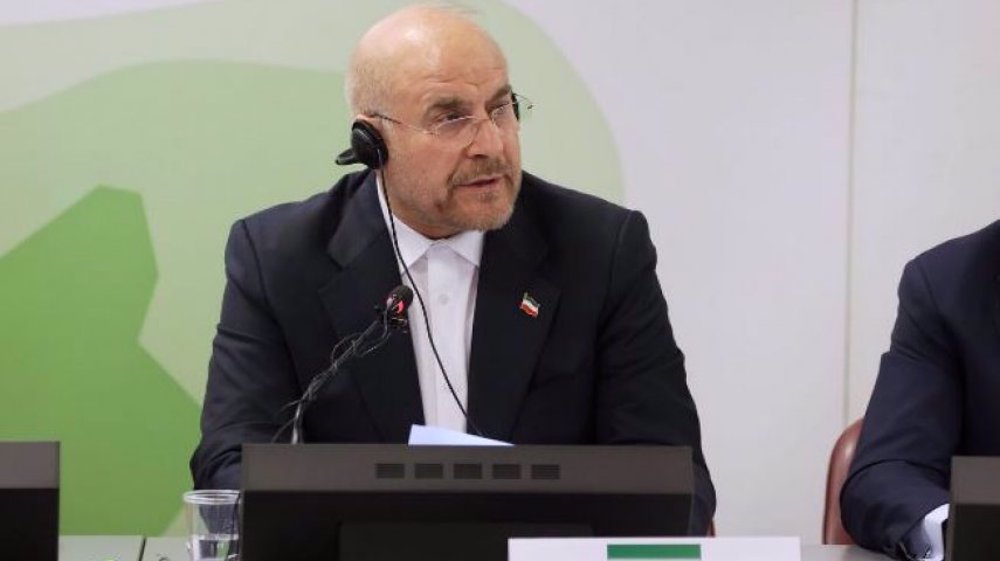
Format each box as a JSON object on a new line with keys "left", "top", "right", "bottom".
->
{"left": 849, "top": 0, "right": 1000, "bottom": 419}
{"left": 504, "top": 0, "right": 853, "bottom": 541}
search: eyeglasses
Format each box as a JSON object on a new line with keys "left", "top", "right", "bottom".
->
{"left": 370, "top": 94, "right": 533, "bottom": 148}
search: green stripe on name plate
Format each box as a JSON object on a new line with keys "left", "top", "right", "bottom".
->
{"left": 607, "top": 544, "right": 702, "bottom": 559}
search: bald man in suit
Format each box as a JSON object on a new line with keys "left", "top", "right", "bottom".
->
{"left": 191, "top": 5, "right": 715, "bottom": 534}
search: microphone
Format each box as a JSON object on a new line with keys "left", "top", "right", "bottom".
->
{"left": 286, "top": 285, "right": 413, "bottom": 444}
{"left": 383, "top": 285, "right": 413, "bottom": 327}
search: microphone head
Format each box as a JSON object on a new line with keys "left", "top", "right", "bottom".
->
{"left": 385, "top": 285, "right": 414, "bottom": 318}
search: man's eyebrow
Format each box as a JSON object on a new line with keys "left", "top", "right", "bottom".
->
{"left": 489, "top": 85, "right": 513, "bottom": 104}
{"left": 423, "top": 86, "right": 514, "bottom": 117}
{"left": 424, "top": 96, "right": 468, "bottom": 116}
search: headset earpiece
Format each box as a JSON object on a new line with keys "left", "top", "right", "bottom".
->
{"left": 350, "top": 120, "right": 388, "bottom": 169}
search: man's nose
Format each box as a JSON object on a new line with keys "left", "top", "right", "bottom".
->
{"left": 465, "top": 117, "right": 505, "bottom": 157}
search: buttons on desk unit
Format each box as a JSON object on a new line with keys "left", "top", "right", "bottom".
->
{"left": 373, "top": 462, "right": 561, "bottom": 481}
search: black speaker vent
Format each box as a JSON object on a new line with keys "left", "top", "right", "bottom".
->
{"left": 530, "top": 464, "right": 561, "bottom": 480}
{"left": 375, "top": 463, "right": 405, "bottom": 479}
{"left": 492, "top": 463, "right": 521, "bottom": 480}
{"left": 453, "top": 463, "right": 483, "bottom": 479}
{"left": 414, "top": 463, "right": 444, "bottom": 479}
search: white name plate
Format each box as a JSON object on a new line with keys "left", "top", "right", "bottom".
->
{"left": 510, "top": 537, "right": 800, "bottom": 561}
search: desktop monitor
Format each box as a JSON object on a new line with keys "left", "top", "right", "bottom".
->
{"left": 947, "top": 456, "right": 1000, "bottom": 561}
{"left": 241, "top": 443, "right": 693, "bottom": 561}
{"left": 0, "top": 441, "right": 59, "bottom": 561}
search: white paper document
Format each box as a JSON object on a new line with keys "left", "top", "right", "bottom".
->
{"left": 407, "top": 424, "right": 512, "bottom": 446}
{"left": 509, "top": 536, "right": 800, "bottom": 561}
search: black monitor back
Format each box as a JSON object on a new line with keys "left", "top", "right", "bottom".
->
{"left": 0, "top": 441, "right": 59, "bottom": 561}
{"left": 947, "top": 456, "right": 1000, "bottom": 561}
{"left": 241, "top": 444, "right": 693, "bottom": 561}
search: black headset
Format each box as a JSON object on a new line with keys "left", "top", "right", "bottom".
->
{"left": 335, "top": 120, "right": 388, "bottom": 168}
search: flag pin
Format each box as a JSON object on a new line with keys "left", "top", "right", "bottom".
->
{"left": 519, "top": 292, "right": 540, "bottom": 318}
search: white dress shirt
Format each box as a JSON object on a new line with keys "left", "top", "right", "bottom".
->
{"left": 377, "top": 180, "right": 483, "bottom": 432}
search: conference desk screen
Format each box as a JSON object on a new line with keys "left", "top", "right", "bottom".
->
{"left": 948, "top": 456, "right": 1000, "bottom": 561}
{"left": 0, "top": 441, "right": 59, "bottom": 561}
{"left": 240, "top": 443, "right": 693, "bottom": 561}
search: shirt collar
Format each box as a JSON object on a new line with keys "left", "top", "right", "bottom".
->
{"left": 376, "top": 174, "right": 484, "bottom": 268}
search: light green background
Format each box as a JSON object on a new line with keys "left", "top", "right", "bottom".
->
{"left": 0, "top": 0, "right": 621, "bottom": 535}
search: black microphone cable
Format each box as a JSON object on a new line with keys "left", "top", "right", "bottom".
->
{"left": 376, "top": 164, "right": 485, "bottom": 438}
{"left": 275, "top": 286, "right": 412, "bottom": 444}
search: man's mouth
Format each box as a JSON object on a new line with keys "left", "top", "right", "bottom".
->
{"left": 456, "top": 175, "right": 502, "bottom": 188}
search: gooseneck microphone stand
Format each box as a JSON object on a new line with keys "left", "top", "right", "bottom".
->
{"left": 287, "top": 286, "right": 413, "bottom": 444}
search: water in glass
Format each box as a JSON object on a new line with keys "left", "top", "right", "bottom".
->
{"left": 189, "top": 532, "right": 238, "bottom": 561}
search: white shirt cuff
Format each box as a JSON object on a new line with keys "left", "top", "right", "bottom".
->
{"left": 905, "top": 503, "right": 949, "bottom": 560}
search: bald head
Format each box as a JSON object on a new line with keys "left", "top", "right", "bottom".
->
{"left": 343, "top": 5, "right": 522, "bottom": 239}
{"left": 345, "top": 4, "right": 507, "bottom": 116}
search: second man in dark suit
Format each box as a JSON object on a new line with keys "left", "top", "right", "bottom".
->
{"left": 842, "top": 220, "right": 1000, "bottom": 559}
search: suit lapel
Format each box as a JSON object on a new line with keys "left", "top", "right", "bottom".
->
{"left": 318, "top": 175, "right": 423, "bottom": 441}
{"left": 993, "top": 255, "right": 1000, "bottom": 345}
{"left": 987, "top": 221, "right": 1000, "bottom": 345}
{"left": 467, "top": 198, "right": 560, "bottom": 441}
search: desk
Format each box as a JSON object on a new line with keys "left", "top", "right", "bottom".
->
{"left": 60, "top": 535, "right": 144, "bottom": 561}
{"left": 802, "top": 545, "right": 886, "bottom": 560}
{"left": 141, "top": 537, "right": 187, "bottom": 561}
{"left": 138, "top": 538, "right": 888, "bottom": 561}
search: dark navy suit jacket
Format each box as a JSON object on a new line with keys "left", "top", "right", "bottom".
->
{"left": 841, "top": 220, "right": 1000, "bottom": 558}
{"left": 190, "top": 170, "right": 716, "bottom": 534}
